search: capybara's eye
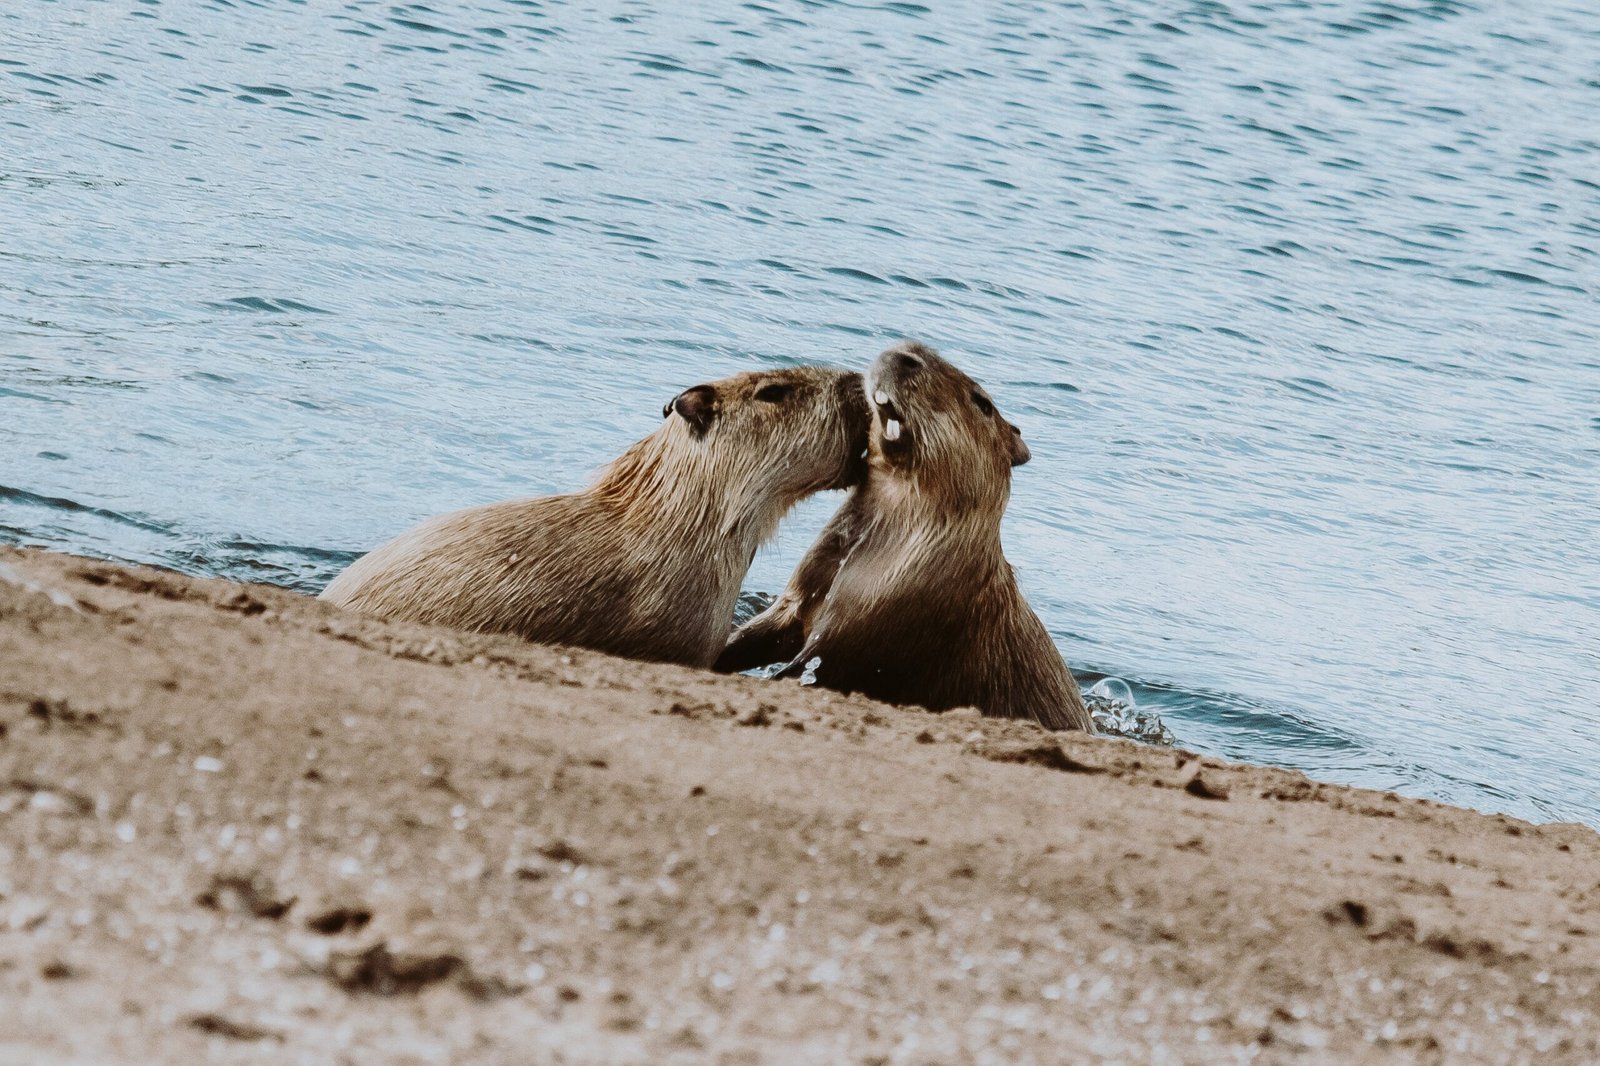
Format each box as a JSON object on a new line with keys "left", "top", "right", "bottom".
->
{"left": 971, "top": 391, "right": 995, "bottom": 418}
{"left": 754, "top": 383, "right": 794, "bottom": 404}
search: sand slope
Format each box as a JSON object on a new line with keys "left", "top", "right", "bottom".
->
{"left": 0, "top": 546, "right": 1596, "bottom": 1064}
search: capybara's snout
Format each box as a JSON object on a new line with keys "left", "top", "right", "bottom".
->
{"left": 831, "top": 370, "right": 872, "bottom": 488}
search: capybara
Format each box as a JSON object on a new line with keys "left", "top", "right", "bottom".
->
{"left": 322, "top": 366, "right": 868, "bottom": 667}
{"left": 717, "top": 342, "right": 1092, "bottom": 732}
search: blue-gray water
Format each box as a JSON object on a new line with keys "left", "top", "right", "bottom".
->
{"left": 4, "top": 1, "right": 1597, "bottom": 826}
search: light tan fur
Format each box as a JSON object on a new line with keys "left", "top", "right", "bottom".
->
{"left": 321, "top": 366, "right": 868, "bottom": 668}
{"left": 717, "top": 342, "right": 1092, "bottom": 733}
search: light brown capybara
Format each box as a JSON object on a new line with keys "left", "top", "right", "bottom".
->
{"left": 321, "top": 366, "right": 868, "bottom": 667}
{"left": 717, "top": 341, "right": 1092, "bottom": 733}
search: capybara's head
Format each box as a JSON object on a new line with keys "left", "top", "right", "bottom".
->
{"left": 661, "top": 365, "right": 869, "bottom": 501}
{"left": 864, "top": 341, "right": 1029, "bottom": 512}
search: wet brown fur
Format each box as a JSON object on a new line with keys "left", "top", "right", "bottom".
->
{"left": 717, "top": 342, "right": 1093, "bottom": 733}
{"left": 321, "top": 366, "right": 868, "bottom": 668}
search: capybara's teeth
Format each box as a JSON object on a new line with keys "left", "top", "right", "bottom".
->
{"left": 884, "top": 419, "right": 902, "bottom": 442}
{"left": 873, "top": 389, "right": 890, "bottom": 406}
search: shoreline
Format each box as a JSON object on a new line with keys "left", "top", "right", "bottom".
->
{"left": 2, "top": 546, "right": 1596, "bottom": 1062}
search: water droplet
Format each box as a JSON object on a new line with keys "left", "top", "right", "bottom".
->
{"left": 798, "top": 656, "right": 822, "bottom": 685}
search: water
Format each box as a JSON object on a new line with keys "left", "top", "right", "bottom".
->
{"left": 4, "top": 0, "right": 1597, "bottom": 826}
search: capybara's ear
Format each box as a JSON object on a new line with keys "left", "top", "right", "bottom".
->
{"left": 1007, "top": 422, "right": 1031, "bottom": 467}
{"left": 672, "top": 384, "right": 718, "bottom": 436}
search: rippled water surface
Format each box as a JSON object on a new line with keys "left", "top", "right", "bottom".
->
{"left": 4, "top": 0, "right": 1598, "bottom": 825}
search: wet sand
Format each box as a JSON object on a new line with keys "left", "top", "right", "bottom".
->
{"left": 1, "top": 546, "right": 1596, "bottom": 1064}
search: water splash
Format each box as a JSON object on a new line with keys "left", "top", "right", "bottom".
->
{"left": 797, "top": 656, "right": 822, "bottom": 686}
{"left": 1085, "top": 677, "right": 1174, "bottom": 746}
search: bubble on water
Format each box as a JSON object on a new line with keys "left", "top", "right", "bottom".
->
{"left": 798, "top": 656, "right": 822, "bottom": 686}
{"left": 1084, "top": 677, "right": 1175, "bottom": 745}
{"left": 1086, "top": 677, "right": 1133, "bottom": 705}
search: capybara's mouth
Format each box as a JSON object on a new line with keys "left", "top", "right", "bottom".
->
{"left": 869, "top": 342, "right": 938, "bottom": 463}
{"left": 872, "top": 388, "right": 904, "bottom": 437}
{"left": 869, "top": 384, "right": 912, "bottom": 458}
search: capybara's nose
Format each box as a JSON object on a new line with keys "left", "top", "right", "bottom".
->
{"left": 897, "top": 350, "right": 924, "bottom": 372}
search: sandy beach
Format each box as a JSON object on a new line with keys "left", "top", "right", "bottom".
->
{"left": 1, "top": 545, "right": 1595, "bottom": 1064}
